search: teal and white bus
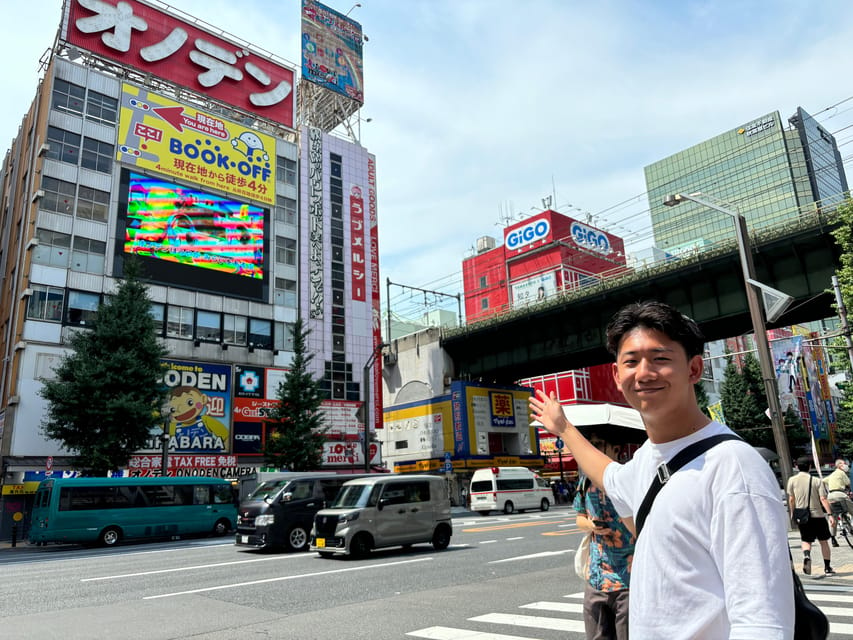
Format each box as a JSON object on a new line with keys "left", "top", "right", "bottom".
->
{"left": 29, "top": 476, "right": 237, "bottom": 547}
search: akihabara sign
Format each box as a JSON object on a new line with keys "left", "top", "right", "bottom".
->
{"left": 162, "top": 360, "right": 232, "bottom": 454}
{"left": 118, "top": 83, "right": 275, "bottom": 205}
{"left": 64, "top": 0, "right": 295, "bottom": 128}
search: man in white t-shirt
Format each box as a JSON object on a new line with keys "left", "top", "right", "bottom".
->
{"left": 530, "top": 300, "right": 794, "bottom": 639}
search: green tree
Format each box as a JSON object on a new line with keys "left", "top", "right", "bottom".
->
{"left": 720, "top": 353, "right": 774, "bottom": 449}
{"left": 695, "top": 381, "right": 711, "bottom": 418}
{"left": 782, "top": 405, "right": 810, "bottom": 459}
{"left": 834, "top": 377, "right": 853, "bottom": 459}
{"left": 830, "top": 198, "right": 853, "bottom": 458}
{"left": 262, "top": 318, "right": 327, "bottom": 470}
{"left": 40, "top": 262, "right": 168, "bottom": 475}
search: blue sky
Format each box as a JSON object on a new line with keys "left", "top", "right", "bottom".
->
{"left": 2, "top": 1, "right": 851, "bottom": 322}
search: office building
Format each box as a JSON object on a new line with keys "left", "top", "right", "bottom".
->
{"left": 0, "top": 0, "right": 379, "bottom": 519}
{"left": 645, "top": 108, "right": 848, "bottom": 253}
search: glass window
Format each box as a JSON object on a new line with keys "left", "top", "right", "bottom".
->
{"left": 70, "top": 236, "right": 106, "bottom": 274}
{"left": 276, "top": 156, "right": 297, "bottom": 186}
{"left": 481, "top": 298, "right": 489, "bottom": 310}
{"left": 196, "top": 310, "right": 221, "bottom": 342}
{"left": 274, "top": 321, "right": 295, "bottom": 352}
{"left": 66, "top": 290, "right": 100, "bottom": 325}
{"left": 76, "top": 185, "right": 109, "bottom": 221}
{"left": 274, "top": 277, "right": 297, "bottom": 307}
{"left": 248, "top": 318, "right": 272, "bottom": 349}
{"left": 27, "top": 285, "right": 64, "bottom": 322}
{"left": 46, "top": 126, "right": 81, "bottom": 166}
{"left": 149, "top": 303, "right": 165, "bottom": 335}
{"left": 51, "top": 79, "right": 85, "bottom": 116}
{"left": 479, "top": 275, "right": 487, "bottom": 288}
{"left": 223, "top": 314, "right": 247, "bottom": 345}
{"left": 166, "top": 305, "right": 193, "bottom": 339}
{"left": 33, "top": 229, "right": 71, "bottom": 268}
{"left": 40, "top": 176, "right": 76, "bottom": 215}
{"left": 275, "top": 195, "right": 297, "bottom": 225}
{"left": 276, "top": 236, "right": 296, "bottom": 265}
{"left": 85, "top": 90, "right": 118, "bottom": 124}
{"left": 81, "top": 137, "right": 113, "bottom": 173}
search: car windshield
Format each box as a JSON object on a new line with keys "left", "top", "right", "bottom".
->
{"left": 330, "top": 483, "right": 372, "bottom": 508}
{"left": 246, "top": 480, "right": 291, "bottom": 501}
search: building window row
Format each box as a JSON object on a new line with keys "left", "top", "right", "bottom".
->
{"left": 40, "top": 175, "right": 111, "bottom": 222}
{"left": 275, "top": 195, "right": 297, "bottom": 225}
{"left": 51, "top": 78, "right": 118, "bottom": 125}
{"left": 32, "top": 228, "right": 106, "bottom": 274}
{"left": 46, "top": 126, "right": 114, "bottom": 174}
{"left": 276, "top": 156, "right": 297, "bottom": 186}
{"left": 26, "top": 286, "right": 294, "bottom": 353}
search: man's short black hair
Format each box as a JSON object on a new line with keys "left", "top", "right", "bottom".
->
{"left": 605, "top": 300, "right": 706, "bottom": 359}
{"left": 796, "top": 456, "right": 812, "bottom": 472}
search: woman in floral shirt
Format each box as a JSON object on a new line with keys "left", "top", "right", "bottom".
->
{"left": 573, "top": 432, "right": 635, "bottom": 639}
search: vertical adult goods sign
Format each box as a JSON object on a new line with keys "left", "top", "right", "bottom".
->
{"left": 64, "top": 0, "right": 295, "bottom": 128}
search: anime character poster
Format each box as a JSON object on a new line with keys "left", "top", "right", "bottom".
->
{"left": 162, "top": 359, "right": 232, "bottom": 453}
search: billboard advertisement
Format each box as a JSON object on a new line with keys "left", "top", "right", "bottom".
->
{"left": 117, "top": 83, "right": 275, "bottom": 205}
{"left": 504, "top": 217, "right": 552, "bottom": 256}
{"left": 511, "top": 271, "right": 558, "bottom": 307}
{"left": 162, "top": 360, "right": 233, "bottom": 454}
{"left": 116, "top": 169, "right": 269, "bottom": 300}
{"left": 64, "top": 0, "right": 295, "bottom": 128}
{"left": 301, "top": 0, "right": 365, "bottom": 103}
{"left": 232, "top": 366, "right": 367, "bottom": 456}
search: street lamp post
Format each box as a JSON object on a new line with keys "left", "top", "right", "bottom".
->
{"left": 362, "top": 343, "right": 389, "bottom": 472}
{"left": 663, "top": 192, "right": 794, "bottom": 484}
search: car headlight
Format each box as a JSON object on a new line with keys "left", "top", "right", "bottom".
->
{"left": 337, "top": 511, "right": 359, "bottom": 524}
{"left": 255, "top": 514, "right": 275, "bottom": 526}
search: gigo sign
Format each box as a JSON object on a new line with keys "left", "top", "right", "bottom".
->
{"left": 570, "top": 222, "right": 611, "bottom": 255}
{"left": 506, "top": 219, "right": 550, "bottom": 251}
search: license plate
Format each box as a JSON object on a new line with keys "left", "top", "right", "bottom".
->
{"left": 316, "top": 538, "right": 326, "bottom": 548}
{"left": 476, "top": 496, "right": 485, "bottom": 501}
{"left": 241, "top": 536, "right": 249, "bottom": 544}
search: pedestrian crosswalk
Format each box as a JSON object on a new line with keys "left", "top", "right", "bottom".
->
{"left": 406, "top": 590, "right": 853, "bottom": 639}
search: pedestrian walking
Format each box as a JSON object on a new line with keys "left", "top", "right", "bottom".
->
{"left": 574, "top": 430, "right": 634, "bottom": 640}
{"left": 824, "top": 458, "right": 852, "bottom": 544}
{"left": 788, "top": 456, "right": 836, "bottom": 574}
{"left": 530, "top": 300, "right": 793, "bottom": 638}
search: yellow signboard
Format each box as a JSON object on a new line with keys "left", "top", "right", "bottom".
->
{"left": 2, "top": 481, "right": 41, "bottom": 495}
{"left": 117, "top": 83, "right": 275, "bottom": 205}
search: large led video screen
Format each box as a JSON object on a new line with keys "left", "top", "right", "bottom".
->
{"left": 116, "top": 170, "right": 269, "bottom": 300}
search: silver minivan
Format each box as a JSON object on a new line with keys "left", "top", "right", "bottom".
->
{"left": 309, "top": 475, "right": 452, "bottom": 558}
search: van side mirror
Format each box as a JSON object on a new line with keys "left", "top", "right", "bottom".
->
{"left": 377, "top": 499, "right": 385, "bottom": 511}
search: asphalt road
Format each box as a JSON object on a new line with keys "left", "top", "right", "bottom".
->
{"left": 4, "top": 507, "right": 853, "bottom": 639}
{"left": 0, "top": 506, "right": 590, "bottom": 639}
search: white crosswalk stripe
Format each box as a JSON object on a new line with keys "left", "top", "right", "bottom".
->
{"left": 406, "top": 590, "right": 853, "bottom": 639}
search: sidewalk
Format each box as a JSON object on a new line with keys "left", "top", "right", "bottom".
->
{"left": 790, "top": 529, "right": 853, "bottom": 586}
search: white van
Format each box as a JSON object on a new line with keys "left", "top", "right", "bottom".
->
{"left": 309, "top": 475, "right": 452, "bottom": 557}
{"left": 469, "top": 467, "right": 552, "bottom": 515}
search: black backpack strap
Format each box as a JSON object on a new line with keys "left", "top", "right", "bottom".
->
{"left": 635, "top": 433, "right": 744, "bottom": 537}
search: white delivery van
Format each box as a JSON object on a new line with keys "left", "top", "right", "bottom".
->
{"left": 469, "top": 466, "right": 552, "bottom": 515}
{"left": 309, "top": 475, "right": 452, "bottom": 558}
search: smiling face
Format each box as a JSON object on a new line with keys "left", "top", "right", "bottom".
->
{"left": 612, "top": 326, "right": 706, "bottom": 441}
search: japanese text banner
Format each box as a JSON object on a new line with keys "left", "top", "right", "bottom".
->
{"left": 118, "top": 83, "right": 275, "bottom": 205}
{"left": 65, "top": 0, "right": 295, "bottom": 128}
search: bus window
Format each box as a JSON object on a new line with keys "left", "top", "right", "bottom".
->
{"left": 194, "top": 485, "right": 210, "bottom": 505}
